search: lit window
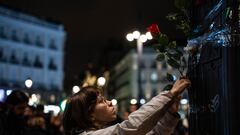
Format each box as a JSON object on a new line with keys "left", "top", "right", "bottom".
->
{"left": 151, "top": 72, "right": 158, "bottom": 82}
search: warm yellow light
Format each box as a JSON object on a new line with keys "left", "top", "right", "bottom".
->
{"left": 111, "top": 99, "right": 117, "bottom": 105}
{"left": 133, "top": 31, "right": 140, "bottom": 39}
{"left": 140, "top": 34, "right": 147, "bottom": 43}
{"left": 126, "top": 33, "right": 134, "bottom": 41}
{"left": 72, "top": 85, "right": 80, "bottom": 94}
{"left": 97, "top": 77, "right": 106, "bottom": 86}
{"left": 146, "top": 32, "right": 153, "bottom": 40}
{"left": 130, "top": 99, "right": 137, "bottom": 104}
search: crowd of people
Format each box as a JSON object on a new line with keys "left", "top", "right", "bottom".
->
{"left": 0, "top": 90, "right": 64, "bottom": 135}
{"left": 0, "top": 78, "right": 190, "bottom": 135}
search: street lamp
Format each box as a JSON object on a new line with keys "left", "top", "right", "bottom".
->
{"left": 25, "top": 78, "right": 33, "bottom": 89}
{"left": 126, "top": 30, "right": 152, "bottom": 103}
{"left": 72, "top": 85, "right": 80, "bottom": 94}
{"left": 97, "top": 77, "right": 106, "bottom": 86}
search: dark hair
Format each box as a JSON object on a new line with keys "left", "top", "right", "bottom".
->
{"left": 63, "top": 86, "right": 101, "bottom": 134}
{"left": 36, "top": 104, "right": 44, "bottom": 111}
{"left": 5, "top": 90, "right": 29, "bottom": 106}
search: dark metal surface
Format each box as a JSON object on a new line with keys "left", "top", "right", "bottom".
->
{"left": 187, "top": 0, "right": 240, "bottom": 134}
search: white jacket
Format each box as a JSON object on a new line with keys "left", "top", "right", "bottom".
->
{"left": 80, "top": 91, "right": 180, "bottom": 135}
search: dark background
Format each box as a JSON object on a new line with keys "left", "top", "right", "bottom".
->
{"left": 0, "top": 0, "right": 184, "bottom": 90}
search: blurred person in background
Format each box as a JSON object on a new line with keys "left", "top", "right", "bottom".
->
{"left": 25, "top": 115, "right": 48, "bottom": 135}
{"left": 63, "top": 78, "right": 190, "bottom": 135}
{"left": 0, "top": 90, "right": 29, "bottom": 135}
{"left": 35, "top": 104, "right": 45, "bottom": 117}
{"left": 48, "top": 113, "right": 64, "bottom": 135}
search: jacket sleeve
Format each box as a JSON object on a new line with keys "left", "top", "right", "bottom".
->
{"left": 82, "top": 91, "right": 176, "bottom": 135}
{"left": 146, "top": 112, "right": 180, "bottom": 135}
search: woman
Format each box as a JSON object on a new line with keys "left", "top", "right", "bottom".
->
{"left": 63, "top": 78, "right": 190, "bottom": 135}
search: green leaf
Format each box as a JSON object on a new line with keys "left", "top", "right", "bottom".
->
{"left": 168, "top": 41, "right": 177, "bottom": 49}
{"left": 166, "top": 50, "right": 181, "bottom": 61}
{"left": 152, "top": 43, "right": 160, "bottom": 49}
{"left": 156, "top": 53, "right": 165, "bottom": 61}
{"left": 163, "top": 84, "right": 173, "bottom": 91}
{"left": 167, "top": 58, "right": 180, "bottom": 68}
{"left": 166, "top": 73, "right": 174, "bottom": 82}
{"left": 176, "top": 22, "right": 190, "bottom": 36}
{"left": 152, "top": 44, "right": 166, "bottom": 53}
{"left": 158, "top": 34, "right": 169, "bottom": 45}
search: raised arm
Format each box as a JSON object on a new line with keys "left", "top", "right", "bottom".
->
{"left": 83, "top": 79, "right": 190, "bottom": 135}
{"left": 146, "top": 96, "right": 181, "bottom": 135}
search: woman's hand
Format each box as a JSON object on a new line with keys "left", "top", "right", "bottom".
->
{"left": 170, "top": 78, "right": 191, "bottom": 97}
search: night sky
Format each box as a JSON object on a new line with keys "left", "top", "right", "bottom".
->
{"left": 0, "top": 0, "right": 184, "bottom": 90}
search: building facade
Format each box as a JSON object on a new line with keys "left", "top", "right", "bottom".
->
{"left": 108, "top": 48, "right": 181, "bottom": 116}
{"left": 0, "top": 6, "right": 66, "bottom": 103}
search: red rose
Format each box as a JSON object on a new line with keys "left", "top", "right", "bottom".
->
{"left": 195, "top": 0, "right": 205, "bottom": 5}
{"left": 147, "top": 23, "right": 160, "bottom": 37}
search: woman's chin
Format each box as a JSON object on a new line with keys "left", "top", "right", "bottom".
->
{"left": 110, "top": 114, "right": 117, "bottom": 122}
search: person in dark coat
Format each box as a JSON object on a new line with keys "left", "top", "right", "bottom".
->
{"left": 0, "top": 90, "right": 29, "bottom": 135}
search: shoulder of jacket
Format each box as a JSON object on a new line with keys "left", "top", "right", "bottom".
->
{"left": 79, "top": 131, "right": 87, "bottom": 135}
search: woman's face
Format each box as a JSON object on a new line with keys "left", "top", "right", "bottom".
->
{"left": 91, "top": 96, "right": 116, "bottom": 124}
